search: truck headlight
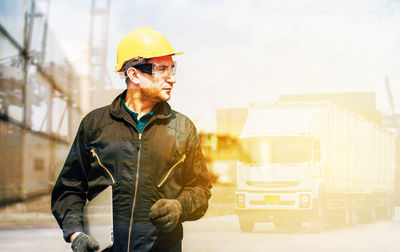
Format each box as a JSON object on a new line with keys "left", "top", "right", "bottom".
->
{"left": 236, "top": 193, "right": 246, "bottom": 208}
{"left": 299, "top": 194, "right": 311, "bottom": 208}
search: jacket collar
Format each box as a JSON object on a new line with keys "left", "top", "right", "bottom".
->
{"left": 110, "top": 89, "right": 172, "bottom": 120}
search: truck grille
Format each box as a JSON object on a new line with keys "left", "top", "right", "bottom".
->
{"left": 246, "top": 181, "right": 299, "bottom": 187}
{"left": 249, "top": 200, "right": 295, "bottom": 206}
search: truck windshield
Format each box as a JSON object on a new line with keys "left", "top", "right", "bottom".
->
{"left": 240, "top": 136, "right": 312, "bottom": 164}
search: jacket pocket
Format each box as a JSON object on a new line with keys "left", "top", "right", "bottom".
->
{"left": 157, "top": 154, "right": 186, "bottom": 188}
{"left": 90, "top": 149, "right": 116, "bottom": 184}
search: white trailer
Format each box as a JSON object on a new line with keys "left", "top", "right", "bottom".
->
{"left": 235, "top": 101, "right": 396, "bottom": 232}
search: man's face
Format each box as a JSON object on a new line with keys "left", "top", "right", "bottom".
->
{"left": 137, "top": 55, "right": 176, "bottom": 102}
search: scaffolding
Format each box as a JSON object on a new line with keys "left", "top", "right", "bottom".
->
{"left": 0, "top": 0, "right": 84, "bottom": 204}
{"left": 89, "top": 0, "right": 114, "bottom": 109}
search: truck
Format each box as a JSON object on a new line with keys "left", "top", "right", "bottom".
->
{"left": 235, "top": 101, "right": 397, "bottom": 232}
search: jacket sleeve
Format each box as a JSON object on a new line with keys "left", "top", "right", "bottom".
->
{"left": 176, "top": 123, "right": 212, "bottom": 221}
{"left": 51, "top": 120, "right": 91, "bottom": 242}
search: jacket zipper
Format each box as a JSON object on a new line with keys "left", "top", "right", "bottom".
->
{"left": 126, "top": 114, "right": 158, "bottom": 252}
{"left": 90, "top": 149, "right": 115, "bottom": 184}
{"left": 127, "top": 132, "right": 142, "bottom": 252}
{"left": 157, "top": 154, "right": 186, "bottom": 188}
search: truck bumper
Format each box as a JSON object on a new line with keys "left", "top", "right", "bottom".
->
{"left": 235, "top": 190, "right": 314, "bottom": 211}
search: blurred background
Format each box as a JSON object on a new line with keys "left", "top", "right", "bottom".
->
{"left": 1, "top": 0, "right": 400, "bottom": 251}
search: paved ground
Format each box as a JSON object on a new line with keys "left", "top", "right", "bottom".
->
{"left": 0, "top": 185, "right": 235, "bottom": 251}
{"left": 182, "top": 215, "right": 400, "bottom": 252}
{"left": 3, "top": 186, "right": 400, "bottom": 251}
{"left": 1, "top": 215, "right": 400, "bottom": 251}
{"left": 0, "top": 221, "right": 71, "bottom": 252}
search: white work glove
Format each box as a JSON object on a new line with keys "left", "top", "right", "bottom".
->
{"left": 71, "top": 232, "right": 99, "bottom": 252}
{"left": 149, "top": 199, "right": 182, "bottom": 233}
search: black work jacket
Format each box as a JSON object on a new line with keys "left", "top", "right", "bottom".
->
{"left": 51, "top": 91, "right": 212, "bottom": 251}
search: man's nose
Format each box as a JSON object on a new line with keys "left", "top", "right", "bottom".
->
{"left": 167, "top": 71, "right": 176, "bottom": 84}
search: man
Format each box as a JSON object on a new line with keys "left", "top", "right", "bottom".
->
{"left": 51, "top": 27, "right": 212, "bottom": 252}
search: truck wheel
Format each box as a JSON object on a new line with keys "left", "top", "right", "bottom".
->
{"left": 239, "top": 215, "right": 255, "bottom": 232}
{"left": 345, "top": 206, "right": 357, "bottom": 227}
{"left": 310, "top": 200, "right": 325, "bottom": 232}
{"left": 357, "top": 199, "right": 376, "bottom": 223}
{"left": 387, "top": 206, "right": 394, "bottom": 220}
{"left": 380, "top": 199, "right": 394, "bottom": 220}
{"left": 366, "top": 206, "right": 377, "bottom": 223}
{"left": 326, "top": 209, "right": 346, "bottom": 227}
{"left": 377, "top": 206, "right": 394, "bottom": 220}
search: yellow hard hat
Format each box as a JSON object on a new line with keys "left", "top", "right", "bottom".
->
{"left": 115, "top": 27, "right": 183, "bottom": 72}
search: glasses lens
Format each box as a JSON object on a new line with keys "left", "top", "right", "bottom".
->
{"left": 152, "top": 61, "right": 177, "bottom": 77}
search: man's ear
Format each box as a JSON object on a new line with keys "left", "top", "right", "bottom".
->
{"left": 126, "top": 68, "right": 140, "bottom": 85}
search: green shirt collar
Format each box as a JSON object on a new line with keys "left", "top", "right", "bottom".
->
{"left": 122, "top": 96, "right": 159, "bottom": 133}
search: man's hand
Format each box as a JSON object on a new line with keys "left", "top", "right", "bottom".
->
{"left": 149, "top": 199, "right": 182, "bottom": 233}
{"left": 70, "top": 232, "right": 99, "bottom": 252}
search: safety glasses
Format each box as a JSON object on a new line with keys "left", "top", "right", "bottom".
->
{"left": 134, "top": 61, "right": 177, "bottom": 77}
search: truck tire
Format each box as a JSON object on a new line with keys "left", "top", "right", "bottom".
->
{"left": 357, "top": 199, "right": 376, "bottom": 223}
{"left": 387, "top": 205, "right": 394, "bottom": 220}
{"left": 326, "top": 209, "right": 347, "bottom": 227}
{"left": 239, "top": 215, "right": 255, "bottom": 232}
{"left": 370, "top": 207, "right": 377, "bottom": 223}
{"left": 310, "top": 199, "right": 325, "bottom": 232}
{"left": 344, "top": 205, "right": 357, "bottom": 227}
{"left": 382, "top": 199, "right": 394, "bottom": 220}
{"left": 361, "top": 206, "right": 376, "bottom": 223}
{"left": 378, "top": 204, "right": 394, "bottom": 220}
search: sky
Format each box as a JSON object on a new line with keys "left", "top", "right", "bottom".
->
{"left": 30, "top": 0, "right": 400, "bottom": 131}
